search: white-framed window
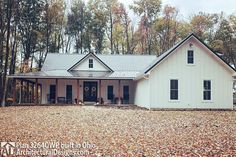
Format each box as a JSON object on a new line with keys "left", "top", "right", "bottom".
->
{"left": 203, "top": 80, "right": 211, "bottom": 100}
{"left": 89, "top": 59, "right": 93, "bottom": 68}
{"left": 187, "top": 50, "right": 194, "bottom": 64}
{"left": 170, "top": 79, "right": 178, "bottom": 100}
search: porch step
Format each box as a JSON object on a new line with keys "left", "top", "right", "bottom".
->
{"left": 83, "top": 102, "right": 97, "bottom": 106}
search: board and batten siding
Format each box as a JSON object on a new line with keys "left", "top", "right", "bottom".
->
{"left": 134, "top": 78, "right": 150, "bottom": 108}
{"left": 148, "top": 37, "right": 233, "bottom": 109}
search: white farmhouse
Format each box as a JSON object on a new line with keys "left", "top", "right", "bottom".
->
{"left": 9, "top": 34, "right": 236, "bottom": 109}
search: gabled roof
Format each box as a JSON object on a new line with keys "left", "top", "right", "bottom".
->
{"left": 41, "top": 53, "right": 157, "bottom": 72}
{"left": 9, "top": 53, "right": 157, "bottom": 79}
{"left": 67, "top": 52, "right": 113, "bottom": 72}
{"left": 143, "top": 33, "right": 236, "bottom": 74}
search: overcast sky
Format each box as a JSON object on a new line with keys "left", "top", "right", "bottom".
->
{"left": 67, "top": 0, "right": 236, "bottom": 22}
{"left": 117, "top": 0, "right": 236, "bottom": 22}
{"left": 161, "top": 0, "right": 236, "bottom": 19}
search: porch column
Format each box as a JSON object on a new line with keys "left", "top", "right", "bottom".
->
{"left": 55, "top": 79, "right": 58, "bottom": 104}
{"left": 77, "top": 79, "right": 80, "bottom": 104}
{"left": 20, "top": 79, "right": 23, "bottom": 104}
{"left": 31, "top": 83, "right": 34, "bottom": 103}
{"left": 12, "top": 78, "right": 16, "bottom": 105}
{"left": 35, "top": 78, "right": 38, "bottom": 104}
{"left": 26, "top": 81, "right": 29, "bottom": 103}
{"left": 99, "top": 80, "right": 102, "bottom": 104}
{"left": 118, "top": 80, "right": 121, "bottom": 104}
{"left": 39, "top": 84, "right": 42, "bottom": 104}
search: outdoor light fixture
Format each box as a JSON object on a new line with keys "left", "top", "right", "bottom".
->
{"left": 189, "top": 43, "right": 193, "bottom": 48}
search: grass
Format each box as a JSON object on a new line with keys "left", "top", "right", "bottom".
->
{"left": 0, "top": 106, "right": 236, "bottom": 156}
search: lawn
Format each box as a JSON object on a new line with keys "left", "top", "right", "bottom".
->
{"left": 0, "top": 106, "right": 236, "bottom": 156}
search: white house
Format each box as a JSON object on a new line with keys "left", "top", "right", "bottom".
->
{"left": 9, "top": 34, "right": 236, "bottom": 109}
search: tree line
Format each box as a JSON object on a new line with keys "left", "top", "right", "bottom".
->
{"left": 0, "top": 0, "right": 236, "bottom": 106}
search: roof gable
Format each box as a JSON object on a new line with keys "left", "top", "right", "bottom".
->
{"left": 68, "top": 53, "right": 113, "bottom": 72}
{"left": 144, "top": 33, "right": 235, "bottom": 74}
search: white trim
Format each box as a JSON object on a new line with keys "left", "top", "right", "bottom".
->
{"left": 168, "top": 100, "right": 180, "bottom": 103}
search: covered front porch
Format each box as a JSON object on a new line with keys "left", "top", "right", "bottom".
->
{"left": 11, "top": 78, "right": 134, "bottom": 105}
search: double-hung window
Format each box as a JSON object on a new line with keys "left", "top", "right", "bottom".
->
{"left": 187, "top": 50, "right": 194, "bottom": 64}
{"left": 170, "top": 79, "right": 178, "bottom": 100}
{"left": 203, "top": 80, "right": 211, "bottom": 100}
{"left": 89, "top": 59, "right": 93, "bottom": 68}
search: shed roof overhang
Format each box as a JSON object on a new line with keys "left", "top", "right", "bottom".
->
{"left": 7, "top": 70, "right": 137, "bottom": 80}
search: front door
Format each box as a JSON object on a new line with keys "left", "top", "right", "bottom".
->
{"left": 83, "top": 82, "right": 98, "bottom": 102}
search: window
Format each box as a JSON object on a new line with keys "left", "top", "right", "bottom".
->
{"left": 89, "top": 59, "right": 93, "bottom": 68}
{"left": 107, "top": 86, "right": 113, "bottom": 100}
{"left": 49, "top": 85, "right": 56, "bottom": 103}
{"left": 66, "top": 85, "right": 73, "bottom": 103}
{"left": 187, "top": 50, "right": 194, "bottom": 64}
{"left": 66, "top": 85, "right": 72, "bottom": 99}
{"left": 170, "top": 80, "right": 178, "bottom": 100}
{"left": 123, "top": 86, "right": 129, "bottom": 101}
{"left": 203, "top": 80, "right": 211, "bottom": 100}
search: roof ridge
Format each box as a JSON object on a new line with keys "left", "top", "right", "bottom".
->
{"left": 47, "top": 53, "right": 157, "bottom": 57}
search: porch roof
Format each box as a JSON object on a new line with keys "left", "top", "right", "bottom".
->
{"left": 8, "top": 70, "right": 139, "bottom": 80}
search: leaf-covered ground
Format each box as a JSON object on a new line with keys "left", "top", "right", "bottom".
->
{"left": 0, "top": 106, "right": 236, "bottom": 156}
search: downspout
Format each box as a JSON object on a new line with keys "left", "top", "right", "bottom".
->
{"left": 143, "top": 72, "right": 151, "bottom": 110}
{"left": 148, "top": 72, "right": 151, "bottom": 110}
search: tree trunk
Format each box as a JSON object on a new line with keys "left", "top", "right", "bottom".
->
{"left": 109, "top": 9, "right": 113, "bottom": 54}
{"left": 65, "top": 35, "right": 71, "bottom": 53}
{"left": 124, "top": 14, "right": 130, "bottom": 54}
{"left": 2, "top": 0, "right": 12, "bottom": 107}
{"left": 0, "top": 51, "right": 3, "bottom": 104}
{"left": 9, "top": 22, "right": 18, "bottom": 75}
{"left": 0, "top": 0, "right": 5, "bottom": 104}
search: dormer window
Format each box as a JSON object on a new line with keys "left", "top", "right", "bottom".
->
{"left": 187, "top": 50, "right": 194, "bottom": 64}
{"left": 89, "top": 59, "right": 93, "bottom": 68}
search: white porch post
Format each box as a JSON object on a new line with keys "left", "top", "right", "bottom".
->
{"left": 26, "top": 81, "right": 29, "bottom": 103}
{"left": 99, "top": 80, "right": 102, "bottom": 104}
{"left": 31, "top": 82, "right": 34, "bottom": 103}
{"left": 12, "top": 78, "right": 16, "bottom": 105}
{"left": 19, "top": 79, "right": 23, "bottom": 104}
{"left": 118, "top": 80, "right": 121, "bottom": 104}
{"left": 55, "top": 78, "right": 58, "bottom": 104}
{"left": 77, "top": 79, "right": 80, "bottom": 104}
{"left": 35, "top": 78, "right": 38, "bottom": 104}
